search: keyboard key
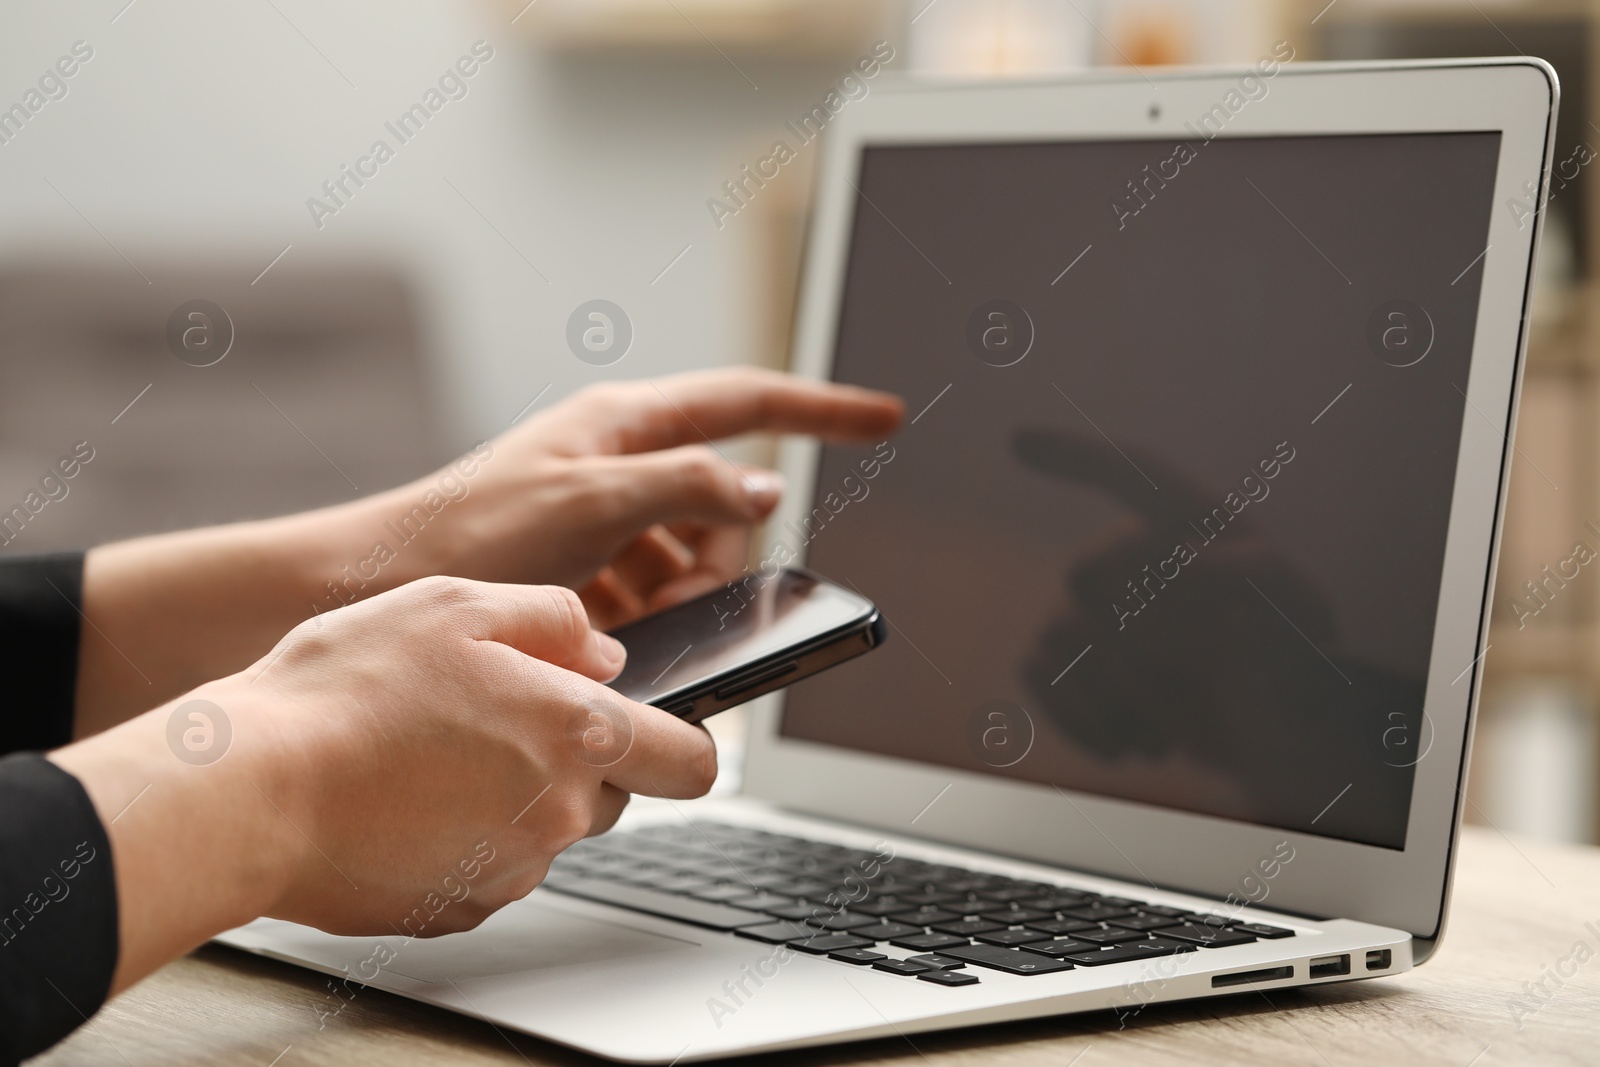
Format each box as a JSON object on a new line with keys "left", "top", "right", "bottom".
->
{"left": 1075, "top": 927, "right": 1148, "bottom": 946}
{"left": 890, "top": 932, "right": 971, "bottom": 951}
{"left": 1154, "top": 923, "right": 1258, "bottom": 948}
{"left": 1138, "top": 905, "right": 1188, "bottom": 918}
{"left": 746, "top": 872, "right": 803, "bottom": 890}
{"left": 938, "top": 943, "right": 1074, "bottom": 975}
{"left": 932, "top": 918, "right": 1004, "bottom": 937}
{"left": 805, "top": 911, "right": 880, "bottom": 932}
{"left": 763, "top": 903, "right": 824, "bottom": 921}
{"left": 906, "top": 954, "right": 967, "bottom": 970}
{"left": 653, "top": 874, "right": 717, "bottom": 894}
{"left": 545, "top": 878, "right": 768, "bottom": 931}
{"left": 1026, "top": 917, "right": 1097, "bottom": 936}
{"left": 895, "top": 891, "right": 961, "bottom": 906}
{"left": 1232, "top": 922, "right": 1295, "bottom": 939}
{"left": 892, "top": 907, "right": 961, "bottom": 926}
{"left": 677, "top": 862, "right": 743, "bottom": 882}
{"left": 1107, "top": 914, "right": 1180, "bottom": 932}
{"left": 855, "top": 921, "right": 922, "bottom": 941}
{"left": 979, "top": 908, "right": 1052, "bottom": 925}
{"left": 975, "top": 928, "right": 1051, "bottom": 947}
{"left": 1062, "top": 904, "right": 1135, "bottom": 922}
{"left": 734, "top": 921, "right": 814, "bottom": 944}
{"left": 689, "top": 883, "right": 760, "bottom": 903}
{"left": 873, "top": 958, "right": 935, "bottom": 976}
{"left": 1061, "top": 937, "right": 1195, "bottom": 966}
{"left": 829, "top": 947, "right": 888, "bottom": 964}
{"left": 976, "top": 886, "right": 1041, "bottom": 904}
{"left": 851, "top": 898, "right": 909, "bottom": 917}
{"left": 919, "top": 969, "right": 980, "bottom": 987}
{"left": 765, "top": 880, "right": 834, "bottom": 899}
{"left": 789, "top": 933, "right": 875, "bottom": 955}
{"left": 1020, "top": 938, "right": 1098, "bottom": 958}
{"left": 728, "top": 893, "right": 801, "bottom": 912}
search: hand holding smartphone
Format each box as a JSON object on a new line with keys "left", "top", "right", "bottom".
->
{"left": 606, "top": 568, "right": 885, "bottom": 724}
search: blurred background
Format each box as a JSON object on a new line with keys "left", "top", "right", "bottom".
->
{"left": 0, "top": 0, "right": 1594, "bottom": 844}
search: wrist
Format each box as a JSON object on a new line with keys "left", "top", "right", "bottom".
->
{"left": 278, "top": 479, "right": 455, "bottom": 612}
{"left": 50, "top": 678, "right": 301, "bottom": 990}
{"left": 77, "top": 512, "right": 360, "bottom": 733}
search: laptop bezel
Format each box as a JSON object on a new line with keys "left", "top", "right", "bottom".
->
{"left": 741, "top": 58, "right": 1556, "bottom": 948}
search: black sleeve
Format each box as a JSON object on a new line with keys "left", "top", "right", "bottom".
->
{"left": 0, "top": 756, "right": 118, "bottom": 1065}
{"left": 0, "top": 554, "right": 120, "bottom": 1064}
{"left": 0, "top": 551, "right": 85, "bottom": 754}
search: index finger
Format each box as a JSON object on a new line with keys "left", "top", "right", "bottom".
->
{"left": 568, "top": 368, "right": 904, "bottom": 455}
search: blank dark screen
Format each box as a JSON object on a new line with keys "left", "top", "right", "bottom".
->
{"left": 780, "top": 132, "right": 1503, "bottom": 850}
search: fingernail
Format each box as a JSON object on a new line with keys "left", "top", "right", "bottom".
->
{"left": 744, "top": 470, "right": 784, "bottom": 510}
{"left": 595, "top": 632, "right": 627, "bottom": 665}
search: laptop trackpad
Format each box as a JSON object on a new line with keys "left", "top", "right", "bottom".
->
{"left": 244, "top": 895, "right": 702, "bottom": 985}
{"left": 380, "top": 896, "right": 701, "bottom": 983}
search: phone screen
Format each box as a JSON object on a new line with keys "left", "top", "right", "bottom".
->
{"left": 608, "top": 570, "right": 874, "bottom": 705}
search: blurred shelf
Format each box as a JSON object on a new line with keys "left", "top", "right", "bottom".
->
{"left": 1524, "top": 303, "right": 1587, "bottom": 374}
{"left": 496, "top": 0, "right": 894, "bottom": 55}
{"left": 1488, "top": 620, "right": 1600, "bottom": 677}
{"left": 1313, "top": 0, "right": 1597, "bottom": 22}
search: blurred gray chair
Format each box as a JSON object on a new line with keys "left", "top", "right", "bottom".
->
{"left": 0, "top": 258, "right": 447, "bottom": 551}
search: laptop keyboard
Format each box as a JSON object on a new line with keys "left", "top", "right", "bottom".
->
{"left": 544, "top": 821, "right": 1293, "bottom": 986}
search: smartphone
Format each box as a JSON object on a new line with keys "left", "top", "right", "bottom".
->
{"left": 606, "top": 568, "right": 886, "bottom": 724}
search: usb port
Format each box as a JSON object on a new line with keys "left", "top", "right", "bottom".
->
{"left": 1309, "top": 954, "right": 1350, "bottom": 979}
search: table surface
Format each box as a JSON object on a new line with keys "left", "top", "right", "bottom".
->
{"left": 29, "top": 825, "right": 1600, "bottom": 1067}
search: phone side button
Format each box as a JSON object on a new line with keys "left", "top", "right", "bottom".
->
{"left": 714, "top": 661, "right": 798, "bottom": 701}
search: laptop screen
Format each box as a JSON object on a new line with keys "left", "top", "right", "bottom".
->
{"left": 779, "top": 131, "right": 1503, "bottom": 851}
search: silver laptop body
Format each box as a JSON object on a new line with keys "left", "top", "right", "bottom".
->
{"left": 220, "top": 57, "right": 1557, "bottom": 1063}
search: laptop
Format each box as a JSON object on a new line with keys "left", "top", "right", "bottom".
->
{"left": 219, "top": 57, "right": 1557, "bottom": 1062}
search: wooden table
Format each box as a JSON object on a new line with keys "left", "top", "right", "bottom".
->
{"left": 29, "top": 826, "right": 1600, "bottom": 1066}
